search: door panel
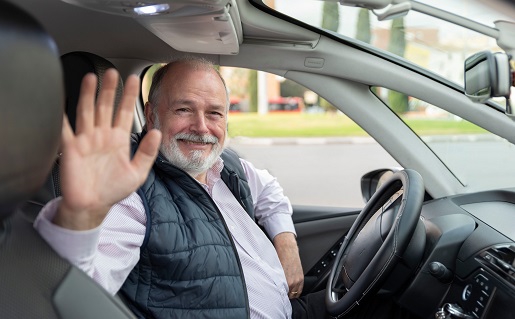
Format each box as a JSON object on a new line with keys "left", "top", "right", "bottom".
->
{"left": 292, "top": 205, "right": 360, "bottom": 292}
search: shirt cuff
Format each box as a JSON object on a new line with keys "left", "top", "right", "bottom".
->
{"left": 34, "top": 197, "right": 101, "bottom": 265}
{"left": 261, "top": 211, "right": 297, "bottom": 240}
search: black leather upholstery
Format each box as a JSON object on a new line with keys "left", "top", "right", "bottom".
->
{"left": 0, "top": 2, "right": 134, "bottom": 318}
{"left": 61, "top": 51, "right": 124, "bottom": 132}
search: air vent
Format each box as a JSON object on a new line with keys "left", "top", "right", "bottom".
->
{"left": 476, "top": 245, "right": 515, "bottom": 286}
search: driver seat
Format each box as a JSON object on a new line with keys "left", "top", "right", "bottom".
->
{"left": 0, "top": 1, "right": 134, "bottom": 318}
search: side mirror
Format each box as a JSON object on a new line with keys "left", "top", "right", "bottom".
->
{"left": 464, "top": 51, "right": 512, "bottom": 104}
{"left": 360, "top": 168, "right": 401, "bottom": 203}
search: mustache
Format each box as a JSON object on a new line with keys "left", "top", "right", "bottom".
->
{"left": 174, "top": 132, "right": 218, "bottom": 144}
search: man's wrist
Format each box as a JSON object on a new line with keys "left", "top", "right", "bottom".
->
{"left": 53, "top": 201, "right": 109, "bottom": 230}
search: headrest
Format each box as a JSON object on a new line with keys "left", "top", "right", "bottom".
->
{"left": 61, "top": 52, "right": 123, "bottom": 131}
{"left": 0, "top": 1, "right": 63, "bottom": 216}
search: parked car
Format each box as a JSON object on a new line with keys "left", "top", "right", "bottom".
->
{"left": 3, "top": 0, "right": 515, "bottom": 318}
{"left": 268, "top": 97, "right": 304, "bottom": 112}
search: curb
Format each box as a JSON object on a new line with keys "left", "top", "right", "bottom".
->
{"left": 228, "top": 134, "right": 501, "bottom": 146}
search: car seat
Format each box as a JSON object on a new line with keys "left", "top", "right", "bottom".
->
{"left": 0, "top": 1, "right": 134, "bottom": 318}
{"left": 25, "top": 51, "right": 125, "bottom": 217}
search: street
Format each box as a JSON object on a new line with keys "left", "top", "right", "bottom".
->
{"left": 228, "top": 137, "right": 515, "bottom": 208}
{"left": 228, "top": 138, "right": 399, "bottom": 208}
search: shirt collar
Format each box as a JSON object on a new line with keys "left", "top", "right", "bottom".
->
{"left": 203, "top": 157, "right": 224, "bottom": 191}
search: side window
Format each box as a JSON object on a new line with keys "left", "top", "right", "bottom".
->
{"left": 375, "top": 87, "right": 515, "bottom": 191}
{"left": 141, "top": 65, "right": 399, "bottom": 207}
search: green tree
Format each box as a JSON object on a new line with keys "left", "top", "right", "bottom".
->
{"left": 387, "top": 18, "right": 409, "bottom": 114}
{"left": 355, "top": 8, "right": 371, "bottom": 44}
{"left": 318, "top": 3, "right": 340, "bottom": 111}
{"left": 388, "top": 17, "right": 406, "bottom": 56}
{"left": 319, "top": 97, "right": 337, "bottom": 112}
{"left": 248, "top": 69, "right": 258, "bottom": 112}
{"left": 321, "top": 2, "right": 339, "bottom": 32}
{"left": 280, "top": 79, "right": 306, "bottom": 98}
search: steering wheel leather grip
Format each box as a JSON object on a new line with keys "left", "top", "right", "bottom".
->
{"left": 326, "top": 169, "right": 425, "bottom": 317}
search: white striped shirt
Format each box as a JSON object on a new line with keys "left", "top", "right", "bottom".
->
{"left": 35, "top": 157, "right": 295, "bottom": 319}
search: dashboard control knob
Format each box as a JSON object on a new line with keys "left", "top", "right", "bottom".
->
{"left": 462, "top": 284, "right": 472, "bottom": 301}
{"left": 429, "top": 261, "right": 453, "bottom": 283}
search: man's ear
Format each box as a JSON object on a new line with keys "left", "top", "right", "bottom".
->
{"left": 144, "top": 101, "right": 154, "bottom": 129}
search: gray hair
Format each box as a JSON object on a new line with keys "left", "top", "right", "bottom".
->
{"left": 147, "top": 56, "right": 230, "bottom": 112}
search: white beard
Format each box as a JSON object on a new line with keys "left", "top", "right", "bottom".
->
{"left": 159, "top": 132, "right": 223, "bottom": 176}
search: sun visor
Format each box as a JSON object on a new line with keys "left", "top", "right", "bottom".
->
{"left": 136, "top": 0, "right": 241, "bottom": 55}
{"left": 61, "top": 0, "right": 242, "bottom": 55}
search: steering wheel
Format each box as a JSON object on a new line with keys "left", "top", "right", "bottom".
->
{"left": 326, "top": 169, "right": 424, "bottom": 317}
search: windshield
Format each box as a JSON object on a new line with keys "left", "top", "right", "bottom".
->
{"left": 264, "top": 0, "right": 511, "bottom": 87}
{"left": 260, "top": 0, "right": 515, "bottom": 193}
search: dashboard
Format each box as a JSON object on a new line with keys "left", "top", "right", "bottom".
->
{"left": 403, "top": 189, "right": 515, "bottom": 319}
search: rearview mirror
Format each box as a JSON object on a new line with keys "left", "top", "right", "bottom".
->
{"left": 464, "top": 51, "right": 512, "bottom": 103}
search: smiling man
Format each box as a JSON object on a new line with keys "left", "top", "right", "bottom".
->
{"left": 125, "top": 58, "right": 304, "bottom": 318}
{"left": 35, "top": 57, "right": 308, "bottom": 319}
{"left": 145, "top": 60, "right": 228, "bottom": 182}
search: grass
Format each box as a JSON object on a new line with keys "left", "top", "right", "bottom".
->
{"left": 227, "top": 112, "right": 487, "bottom": 138}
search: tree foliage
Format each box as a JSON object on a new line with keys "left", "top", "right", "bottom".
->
{"left": 388, "top": 90, "right": 409, "bottom": 114}
{"left": 355, "top": 8, "right": 371, "bottom": 44}
{"left": 319, "top": 97, "right": 337, "bottom": 112}
{"left": 322, "top": 2, "right": 339, "bottom": 32}
{"left": 248, "top": 69, "right": 258, "bottom": 112}
{"left": 387, "top": 18, "right": 409, "bottom": 113}
{"left": 388, "top": 18, "right": 406, "bottom": 56}
{"left": 280, "top": 80, "right": 306, "bottom": 98}
{"left": 318, "top": 3, "right": 340, "bottom": 110}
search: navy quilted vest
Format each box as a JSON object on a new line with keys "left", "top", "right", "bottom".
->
{"left": 120, "top": 132, "right": 251, "bottom": 319}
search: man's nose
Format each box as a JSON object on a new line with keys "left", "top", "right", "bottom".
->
{"left": 190, "top": 113, "right": 209, "bottom": 134}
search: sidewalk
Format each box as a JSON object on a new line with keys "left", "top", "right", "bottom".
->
{"left": 228, "top": 134, "right": 499, "bottom": 146}
{"left": 228, "top": 136, "right": 375, "bottom": 145}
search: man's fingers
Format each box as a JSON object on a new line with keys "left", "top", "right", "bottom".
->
{"left": 114, "top": 74, "right": 140, "bottom": 132}
{"left": 95, "top": 69, "right": 119, "bottom": 128}
{"left": 61, "top": 114, "right": 74, "bottom": 145}
{"left": 131, "top": 129, "right": 162, "bottom": 181}
{"left": 75, "top": 73, "right": 97, "bottom": 134}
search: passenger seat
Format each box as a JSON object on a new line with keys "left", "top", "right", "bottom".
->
{"left": 0, "top": 2, "right": 134, "bottom": 317}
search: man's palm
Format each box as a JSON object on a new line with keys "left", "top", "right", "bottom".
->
{"left": 55, "top": 70, "right": 161, "bottom": 230}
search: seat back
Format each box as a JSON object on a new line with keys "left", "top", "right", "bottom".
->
{"left": 61, "top": 51, "right": 124, "bottom": 132}
{"left": 0, "top": 2, "right": 134, "bottom": 318}
{"left": 0, "top": 1, "right": 62, "bottom": 215}
{"left": 26, "top": 51, "right": 124, "bottom": 214}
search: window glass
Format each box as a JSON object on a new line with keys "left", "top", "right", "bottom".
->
{"left": 375, "top": 87, "right": 515, "bottom": 190}
{"left": 141, "top": 63, "right": 163, "bottom": 104}
{"left": 263, "top": 0, "right": 505, "bottom": 87}
{"left": 141, "top": 65, "right": 399, "bottom": 207}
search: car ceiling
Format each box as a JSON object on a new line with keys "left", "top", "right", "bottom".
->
{"left": 15, "top": 0, "right": 319, "bottom": 63}
{"left": 16, "top": 0, "right": 180, "bottom": 61}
